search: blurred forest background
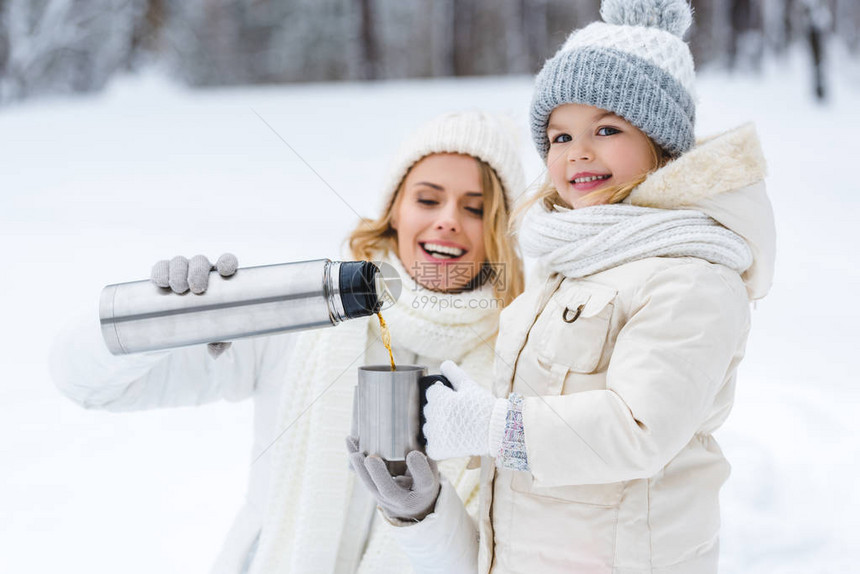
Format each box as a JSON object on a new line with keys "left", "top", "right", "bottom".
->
{"left": 0, "top": 0, "right": 852, "bottom": 105}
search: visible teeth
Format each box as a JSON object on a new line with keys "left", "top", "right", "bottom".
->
{"left": 573, "top": 174, "right": 610, "bottom": 183}
{"left": 423, "top": 243, "right": 465, "bottom": 258}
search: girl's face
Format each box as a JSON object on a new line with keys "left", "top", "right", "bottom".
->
{"left": 391, "top": 153, "right": 487, "bottom": 292}
{"left": 546, "top": 103, "right": 654, "bottom": 208}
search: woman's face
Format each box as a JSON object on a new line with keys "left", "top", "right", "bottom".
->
{"left": 391, "top": 153, "right": 487, "bottom": 292}
{"left": 546, "top": 103, "right": 654, "bottom": 208}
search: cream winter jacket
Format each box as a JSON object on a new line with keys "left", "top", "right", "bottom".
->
{"left": 390, "top": 124, "right": 775, "bottom": 574}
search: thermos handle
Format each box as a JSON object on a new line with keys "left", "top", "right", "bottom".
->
{"left": 417, "top": 374, "right": 454, "bottom": 448}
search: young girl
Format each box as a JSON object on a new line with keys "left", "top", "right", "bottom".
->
{"left": 49, "top": 111, "right": 526, "bottom": 574}
{"left": 351, "top": 1, "right": 775, "bottom": 573}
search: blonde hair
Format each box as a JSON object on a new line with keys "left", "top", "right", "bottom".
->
{"left": 348, "top": 157, "right": 524, "bottom": 306}
{"left": 512, "top": 136, "right": 670, "bottom": 230}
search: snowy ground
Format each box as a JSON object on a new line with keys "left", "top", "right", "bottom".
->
{"left": 2, "top": 50, "right": 859, "bottom": 573}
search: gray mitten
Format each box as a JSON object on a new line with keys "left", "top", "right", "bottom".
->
{"left": 151, "top": 253, "right": 238, "bottom": 294}
{"left": 346, "top": 436, "right": 440, "bottom": 522}
{"left": 150, "top": 253, "right": 239, "bottom": 358}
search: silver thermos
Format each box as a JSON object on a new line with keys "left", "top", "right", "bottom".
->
{"left": 100, "top": 259, "right": 389, "bottom": 355}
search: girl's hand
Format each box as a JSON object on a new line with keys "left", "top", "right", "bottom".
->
{"left": 423, "top": 361, "right": 507, "bottom": 460}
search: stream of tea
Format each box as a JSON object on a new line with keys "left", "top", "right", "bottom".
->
{"left": 376, "top": 312, "right": 396, "bottom": 371}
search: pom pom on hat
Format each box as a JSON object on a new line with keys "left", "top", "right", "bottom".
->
{"left": 600, "top": 0, "right": 693, "bottom": 38}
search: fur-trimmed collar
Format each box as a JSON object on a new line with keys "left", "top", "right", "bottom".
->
{"left": 630, "top": 123, "right": 775, "bottom": 300}
{"left": 629, "top": 123, "right": 767, "bottom": 209}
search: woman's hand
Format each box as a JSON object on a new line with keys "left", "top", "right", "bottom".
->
{"left": 150, "top": 253, "right": 239, "bottom": 357}
{"left": 150, "top": 253, "right": 238, "bottom": 294}
{"left": 346, "top": 437, "right": 440, "bottom": 522}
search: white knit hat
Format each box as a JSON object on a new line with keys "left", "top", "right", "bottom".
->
{"left": 380, "top": 111, "right": 525, "bottom": 212}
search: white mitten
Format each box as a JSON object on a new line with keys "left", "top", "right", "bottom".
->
{"left": 423, "top": 360, "right": 508, "bottom": 460}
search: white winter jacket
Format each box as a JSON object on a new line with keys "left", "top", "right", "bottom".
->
{"left": 50, "top": 315, "right": 294, "bottom": 572}
{"left": 50, "top": 256, "right": 501, "bottom": 574}
{"left": 390, "top": 124, "right": 776, "bottom": 574}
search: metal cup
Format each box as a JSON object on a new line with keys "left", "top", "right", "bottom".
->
{"left": 355, "top": 365, "right": 426, "bottom": 462}
{"left": 353, "top": 365, "right": 454, "bottom": 466}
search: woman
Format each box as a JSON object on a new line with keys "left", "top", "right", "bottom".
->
{"left": 50, "top": 110, "right": 526, "bottom": 574}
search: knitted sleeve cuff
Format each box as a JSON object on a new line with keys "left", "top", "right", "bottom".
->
{"left": 487, "top": 397, "right": 509, "bottom": 457}
{"left": 495, "top": 393, "right": 530, "bottom": 472}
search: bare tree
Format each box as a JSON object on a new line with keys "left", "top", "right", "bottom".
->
{"left": 524, "top": 0, "right": 549, "bottom": 72}
{"left": 430, "top": 0, "right": 454, "bottom": 77}
{"left": 452, "top": 0, "right": 474, "bottom": 76}
{"left": 129, "top": 0, "right": 165, "bottom": 62}
{"left": 800, "top": 0, "right": 831, "bottom": 101}
{"left": 5, "top": 0, "right": 860, "bottom": 105}
{"left": 501, "top": 0, "right": 529, "bottom": 74}
{"left": 357, "top": 0, "right": 379, "bottom": 80}
{"left": 0, "top": 0, "right": 139, "bottom": 102}
{"left": 729, "top": 0, "right": 764, "bottom": 71}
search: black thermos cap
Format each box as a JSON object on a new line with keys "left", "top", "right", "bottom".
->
{"left": 339, "top": 261, "right": 382, "bottom": 319}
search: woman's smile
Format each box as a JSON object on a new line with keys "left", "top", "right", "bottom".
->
{"left": 419, "top": 240, "right": 469, "bottom": 262}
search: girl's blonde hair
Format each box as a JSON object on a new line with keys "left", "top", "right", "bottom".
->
{"left": 348, "top": 157, "right": 524, "bottom": 306}
{"left": 512, "top": 136, "right": 670, "bottom": 230}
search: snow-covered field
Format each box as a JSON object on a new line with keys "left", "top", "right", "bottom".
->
{"left": 2, "top": 50, "right": 859, "bottom": 573}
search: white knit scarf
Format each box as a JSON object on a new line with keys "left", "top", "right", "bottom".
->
{"left": 519, "top": 204, "right": 753, "bottom": 278}
{"left": 249, "top": 254, "right": 499, "bottom": 574}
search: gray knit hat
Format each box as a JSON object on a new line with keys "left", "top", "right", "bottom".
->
{"left": 531, "top": 0, "right": 696, "bottom": 159}
{"left": 381, "top": 111, "right": 525, "bottom": 212}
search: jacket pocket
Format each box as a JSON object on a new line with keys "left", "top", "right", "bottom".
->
{"left": 510, "top": 470, "right": 624, "bottom": 507}
{"left": 536, "top": 281, "right": 617, "bottom": 375}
